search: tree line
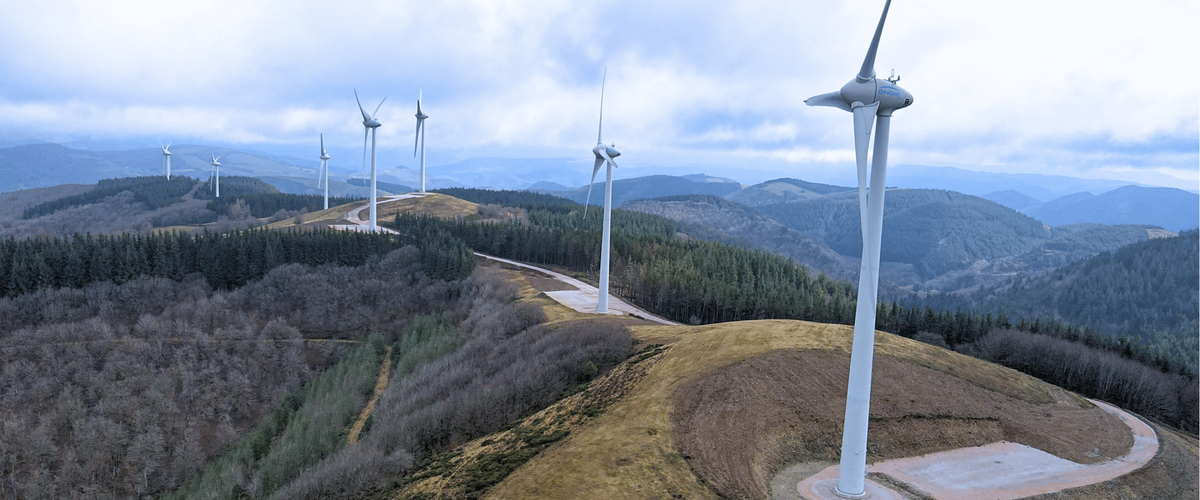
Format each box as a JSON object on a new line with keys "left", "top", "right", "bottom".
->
{"left": 0, "top": 228, "right": 409, "bottom": 296}
{"left": 22, "top": 176, "right": 198, "bottom": 219}
{"left": 206, "top": 193, "right": 364, "bottom": 219}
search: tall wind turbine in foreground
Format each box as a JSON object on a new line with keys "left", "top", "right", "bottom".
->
{"left": 355, "top": 90, "right": 385, "bottom": 231}
{"left": 584, "top": 69, "right": 621, "bottom": 313}
{"left": 804, "top": 0, "right": 912, "bottom": 497}
{"left": 210, "top": 154, "right": 221, "bottom": 198}
{"left": 414, "top": 91, "right": 428, "bottom": 193}
{"left": 161, "top": 143, "right": 172, "bottom": 179}
{"left": 318, "top": 134, "right": 331, "bottom": 209}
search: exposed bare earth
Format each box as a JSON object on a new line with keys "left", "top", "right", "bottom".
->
{"left": 673, "top": 350, "right": 1131, "bottom": 499}
{"left": 479, "top": 320, "right": 1197, "bottom": 499}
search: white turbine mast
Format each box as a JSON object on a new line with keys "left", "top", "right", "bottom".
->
{"left": 161, "top": 143, "right": 172, "bottom": 179}
{"left": 319, "top": 133, "right": 331, "bottom": 210}
{"left": 355, "top": 90, "right": 385, "bottom": 231}
{"left": 804, "top": 0, "right": 913, "bottom": 497}
{"left": 414, "top": 91, "right": 429, "bottom": 193}
{"left": 584, "top": 68, "right": 622, "bottom": 313}
{"left": 210, "top": 153, "right": 221, "bottom": 198}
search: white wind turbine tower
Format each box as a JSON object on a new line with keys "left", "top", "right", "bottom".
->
{"left": 584, "top": 69, "right": 621, "bottom": 313}
{"left": 414, "top": 91, "right": 428, "bottom": 193}
{"left": 318, "top": 134, "right": 331, "bottom": 209}
{"left": 161, "top": 143, "right": 172, "bottom": 179}
{"left": 804, "top": 0, "right": 913, "bottom": 497}
{"left": 355, "top": 90, "right": 385, "bottom": 231}
{"left": 210, "top": 154, "right": 221, "bottom": 198}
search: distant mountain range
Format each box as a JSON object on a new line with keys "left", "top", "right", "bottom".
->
{"left": 558, "top": 175, "right": 742, "bottom": 207}
{"left": 2, "top": 142, "right": 1195, "bottom": 231}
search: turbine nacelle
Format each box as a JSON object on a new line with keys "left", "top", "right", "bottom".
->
{"left": 210, "top": 155, "right": 220, "bottom": 167}
{"left": 593, "top": 144, "right": 621, "bottom": 160}
{"left": 838, "top": 77, "right": 913, "bottom": 115}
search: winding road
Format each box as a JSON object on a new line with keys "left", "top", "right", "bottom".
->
{"left": 332, "top": 194, "right": 678, "bottom": 326}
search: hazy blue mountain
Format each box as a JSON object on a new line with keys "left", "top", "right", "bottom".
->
{"left": 982, "top": 190, "right": 1042, "bottom": 210}
{"left": 724, "top": 178, "right": 854, "bottom": 206}
{"left": 1022, "top": 186, "right": 1199, "bottom": 231}
{"left": 0, "top": 143, "right": 321, "bottom": 193}
{"left": 561, "top": 174, "right": 742, "bottom": 207}
{"left": 679, "top": 173, "right": 743, "bottom": 185}
{"left": 525, "top": 180, "right": 573, "bottom": 192}
{"left": 346, "top": 178, "right": 415, "bottom": 195}
{"left": 886, "top": 164, "right": 1165, "bottom": 201}
{"left": 426, "top": 157, "right": 587, "bottom": 190}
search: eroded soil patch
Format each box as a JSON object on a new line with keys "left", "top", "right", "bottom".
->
{"left": 673, "top": 350, "right": 1132, "bottom": 500}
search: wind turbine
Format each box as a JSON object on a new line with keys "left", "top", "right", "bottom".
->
{"left": 318, "top": 134, "right": 331, "bottom": 210}
{"left": 161, "top": 143, "right": 172, "bottom": 179}
{"left": 804, "top": 0, "right": 912, "bottom": 497}
{"left": 355, "top": 90, "right": 385, "bottom": 231}
{"left": 414, "top": 91, "right": 428, "bottom": 193}
{"left": 584, "top": 69, "right": 621, "bottom": 313}
{"left": 210, "top": 154, "right": 221, "bottom": 198}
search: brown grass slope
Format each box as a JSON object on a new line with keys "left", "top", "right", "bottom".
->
{"left": 478, "top": 320, "right": 1197, "bottom": 499}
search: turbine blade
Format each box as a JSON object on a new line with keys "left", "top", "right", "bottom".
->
{"left": 320, "top": 133, "right": 325, "bottom": 155}
{"left": 373, "top": 97, "right": 387, "bottom": 118}
{"left": 362, "top": 128, "right": 368, "bottom": 176}
{"left": 858, "top": 0, "right": 893, "bottom": 81}
{"left": 597, "top": 68, "right": 606, "bottom": 144}
{"left": 852, "top": 102, "right": 879, "bottom": 238}
{"left": 601, "top": 149, "right": 618, "bottom": 169}
{"left": 584, "top": 157, "right": 604, "bottom": 219}
{"left": 354, "top": 90, "right": 370, "bottom": 121}
{"left": 805, "top": 91, "right": 851, "bottom": 111}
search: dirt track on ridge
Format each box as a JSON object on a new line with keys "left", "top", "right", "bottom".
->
{"left": 672, "top": 350, "right": 1132, "bottom": 500}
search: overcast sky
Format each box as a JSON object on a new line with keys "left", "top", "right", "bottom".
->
{"left": 1, "top": 0, "right": 1196, "bottom": 188}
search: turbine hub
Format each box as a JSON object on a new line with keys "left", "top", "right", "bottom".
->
{"left": 416, "top": 112, "right": 428, "bottom": 120}
{"left": 320, "top": 153, "right": 330, "bottom": 160}
{"left": 592, "top": 144, "right": 606, "bottom": 158}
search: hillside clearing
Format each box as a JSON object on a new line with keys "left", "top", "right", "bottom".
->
{"left": 477, "top": 320, "right": 1194, "bottom": 499}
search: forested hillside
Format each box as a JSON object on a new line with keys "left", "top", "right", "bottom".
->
{"left": 950, "top": 230, "right": 1200, "bottom": 373}
{"left": 0, "top": 228, "right": 405, "bottom": 296}
{"left": 757, "top": 189, "right": 1051, "bottom": 278}
{"left": 22, "top": 176, "right": 197, "bottom": 219}
{"left": 0, "top": 243, "right": 499, "bottom": 498}
{"left": 622, "top": 195, "right": 856, "bottom": 280}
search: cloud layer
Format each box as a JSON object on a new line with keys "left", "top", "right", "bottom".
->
{"left": 0, "top": 0, "right": 1195, "bottom": 188}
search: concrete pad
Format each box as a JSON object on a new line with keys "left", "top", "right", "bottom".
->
{"left": 796, "top": 467, "right": 904, "bottom": 500}
{"left": 480, "top": 253, "right": 678, "bottom": 325}
{"left": 796, "top": 399, "right": 1158, "bottom": 500}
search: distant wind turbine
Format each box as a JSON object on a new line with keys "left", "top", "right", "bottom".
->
{"left": 355, "top": 90, "right": 385, "bottom": 231}
{"left": 803, "top": 0, "right": 913, "bottom": 497}
{"left": 414, "top": 91, "right": 428, "bottom": 193}
{"left": 318, "top": 134, "right": 331, "bottom": 210}
{"left": 210, "top": 154, "right": 221, "bottom": 198}
{"left": 161, "top": 143, "right": 172, "bottom": 179}
{"left": 584, "top": 69, "right": 621, "bottom": 313}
